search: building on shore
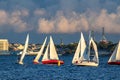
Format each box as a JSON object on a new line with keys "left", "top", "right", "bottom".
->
{"left": 0, "top": 39, "right": 9, "bottom": 51}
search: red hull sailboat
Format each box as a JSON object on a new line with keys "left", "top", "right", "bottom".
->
{"left": 108, "top": 41, "right": 120, "bottom": 65}
{"left": 41, "top": 36, "right": 64, "bottom": 65}
{"left": 33, "top": 36, "right": 64, "bottom": 65}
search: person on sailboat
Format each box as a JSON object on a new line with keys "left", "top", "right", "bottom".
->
{"left": 76, "top": 61, "right": 78, "bottom": 63}
{"left": 73, "top": 58, "right": 78, "bottom": 63}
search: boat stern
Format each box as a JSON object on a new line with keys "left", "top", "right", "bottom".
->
{"left": 33, "top": 60, "right": 39, "bottom": 64}
{"left": 18, "top": 61, "right": 24, "bottom": 65}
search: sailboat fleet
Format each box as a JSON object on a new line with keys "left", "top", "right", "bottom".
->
{"left": 17, "top": 32, "right": 120, "bottom": 66}
{"left": 18, "top": 34, "right": 64, "bottom": 65}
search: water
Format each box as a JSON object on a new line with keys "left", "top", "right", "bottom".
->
{"left": 0, "top": 55, "right": 120, "bottom": 80}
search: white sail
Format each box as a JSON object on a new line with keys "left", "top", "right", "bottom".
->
{"left": 79, "top": 32, "right": 86, "bottom": 61}
{"left": 34, "top": 37, "right": 47, "bottom": 62}
{"left": 19, "top": 34, "right": 29, "bottom": 64}
{"left": 72, "top": 37, "right": 81, "bottom": 63}
{"left": 72, "top": 32, "right": 86, "bottom": 63}
{"left": 42, "top": 42, "right": 49, "bottom": 61}
{"left": 108, "top": 41, "right": 120, "bottom": 62}
{"left": 87, "top": 31, "right": 92, "bottom": 61}
{"left": 50, "top": 36, "right": 59, "bottom": 60}
{"left": 90, "top": 38, "right": 99, "bottom": 63}
{"left": 115, "top": 41, "right": 120, "bottom": 60}
{"left": 108, "top": 46, "right": 117, "bottom": 62}
{"left": 72, "top": 32, "right": 99, "bottom": 66}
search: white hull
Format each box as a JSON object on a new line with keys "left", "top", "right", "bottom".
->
{"left": 73, "top": 61, "right": 98, "bottom": 67}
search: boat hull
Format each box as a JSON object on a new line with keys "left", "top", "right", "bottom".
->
{"left": 18, "top": 61, "right": 24, "bottom": 65}
{"left": 33, "top": 60, "right": 39, "bottom": 64}
{"left": 108, "top": 62, "right": 120, "bottom": 65}
{"left": 42, "top": 60, "right": 64, "bottom": 64}
{"left": 73, "top": 61, "right": 98, "bottom": 67}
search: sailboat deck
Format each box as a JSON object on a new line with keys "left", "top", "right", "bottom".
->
{"left": 73, "top": 60, "right": 98, "bottom": 67}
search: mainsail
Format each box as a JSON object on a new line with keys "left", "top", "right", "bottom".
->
{"left": 90, "top": 38, "right": 99, "bottom": 63}
{"left": 42, "top": 42, "right": 49, "bottom": 61}
{"left": 34, "top": 37, "right": 47, "bottom": 62}
{"left": 50, "top": 36, "right": 59, "bottom": 60}
{"left": 108, "top": 41, "right": 120, "bottom": 62}
{"left": 19, "top": 34, "right": 29, "bottom": 64}
{"left": 115, "top": 41, "right": 120, "bottom": 60}
{"left": 72, "top": 32, "right": 86, "bottom": 63}
{"left": 79, "top": 32, "right": 86, "bottom": 61}
{"left": 72, "top": 37, "right": 81, "bottom": 63}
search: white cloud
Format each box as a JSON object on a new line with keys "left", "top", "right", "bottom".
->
{"left": 0, "top": 4, "right": 120, "bottom": 34}
{"left": 95, "top": 9, "right": 120, "bottom": 33}
{"left": 0, "top": 10, "right": 8, "bottom": 25}
{"left": 0, "top": 10, "right": 30, "bottom": 33}
{"left": 38, "top": 18, "right": 54, "bottom": 33}
{"left": 38, "top": 11, "right": 89, "bottom": 33}
{"left": 34, "top": 9, "right": 46, "bottom": 16}
{"left": 9, "top": 10, "right": 30, "bottom": 32}
{"left": 9, "top": 16, "right": 28, "bottom": 32}
{"left": 38, "top": 7, "right": 120, "bottom": 34}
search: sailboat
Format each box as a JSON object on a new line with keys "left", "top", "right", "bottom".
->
{"left": 33, "top": 37, "right": 47, "bottom": 64}
{"left": 42, "top": 36, "right": 64, "bottom": 64}
{"left": 18, "top": 34, "right": 29, "bottom": 65}
{"left": 72, "top": 32, "right": 99, "bottom": 67}
{"left": 108, "top": 41, "right": 120, "bottom": 65}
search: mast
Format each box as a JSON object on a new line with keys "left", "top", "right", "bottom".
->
{"left": 80, "top": 33, "right": 82, "bottom": 58}
{"left": 101, "top": 27, "right": 107, "bottom": 41}
{"left": 88, "top": 31, "right": 91, "bottom": 61}
{"left": 91, "top": 30, "right": 95, "bottom": 41}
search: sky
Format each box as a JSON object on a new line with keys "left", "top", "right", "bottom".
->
{"left": 0, "top": 0, "right": 120, "bottom": 44}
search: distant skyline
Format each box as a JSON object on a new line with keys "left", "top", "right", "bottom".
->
{"left": 0, "top": 0, "right": 119, "bottom": 44}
